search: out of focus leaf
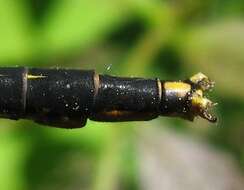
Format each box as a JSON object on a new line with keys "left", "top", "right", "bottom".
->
{"left": 182, "top": 20, "right": 244, "bottom": 99}
{"left": 41, "top": 0, "right": 132, "bottom": 56}
{"left": 0, "top": 0, "right": 33, "bottom": 63}
{"left": 0, "top": 128, "right": 29, "bottom": 190}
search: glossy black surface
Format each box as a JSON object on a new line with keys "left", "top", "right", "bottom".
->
{"left": 0, "top": 67, "right": 196, "bottom": 128}
{"left": 26, "top": 68, "right": 94, "bottom": 128}
{"left": 0, "top": 67, "right": 25, "bottom": 119}
{"left": 91, "top": 75, "right": 160, "bottom": 121}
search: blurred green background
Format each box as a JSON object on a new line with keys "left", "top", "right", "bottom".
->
{"left": 0, "top": 0, "right": 244, "bottom": 189}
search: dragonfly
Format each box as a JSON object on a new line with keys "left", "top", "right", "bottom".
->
{"left": 0, "top": 67, "right": 217, "bottom": 128}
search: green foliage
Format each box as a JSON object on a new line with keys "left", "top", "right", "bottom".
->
{"left": 0, "top": 0, "right": 243, "bottom": 189}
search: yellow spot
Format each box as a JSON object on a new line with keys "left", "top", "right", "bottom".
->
{"left": 190, "top": 72, "right": 207, "bottom": 84}
{"left": 103, "top": 110, "right": 127, "bottom": 117}
{"left": 191, "top": 90, "right": 211, "bottom": 109}
{"left": 164, "top": 82, "right": 191, "bottom": 97}
{"left": 27, "top": 74, "right": 47, "bottom": 79}
{"left": 192, "top": 96, "right": 203, "bottom": 107}
{"left": 195, "top": 89, "right": 203, "bottom": 96}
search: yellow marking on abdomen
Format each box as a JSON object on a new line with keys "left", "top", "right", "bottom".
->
{"left": 27, "top": 74, "right": 47, "bottom": 79}
{"left": 164, "top": 82, "right": 191, "bottom": 97}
